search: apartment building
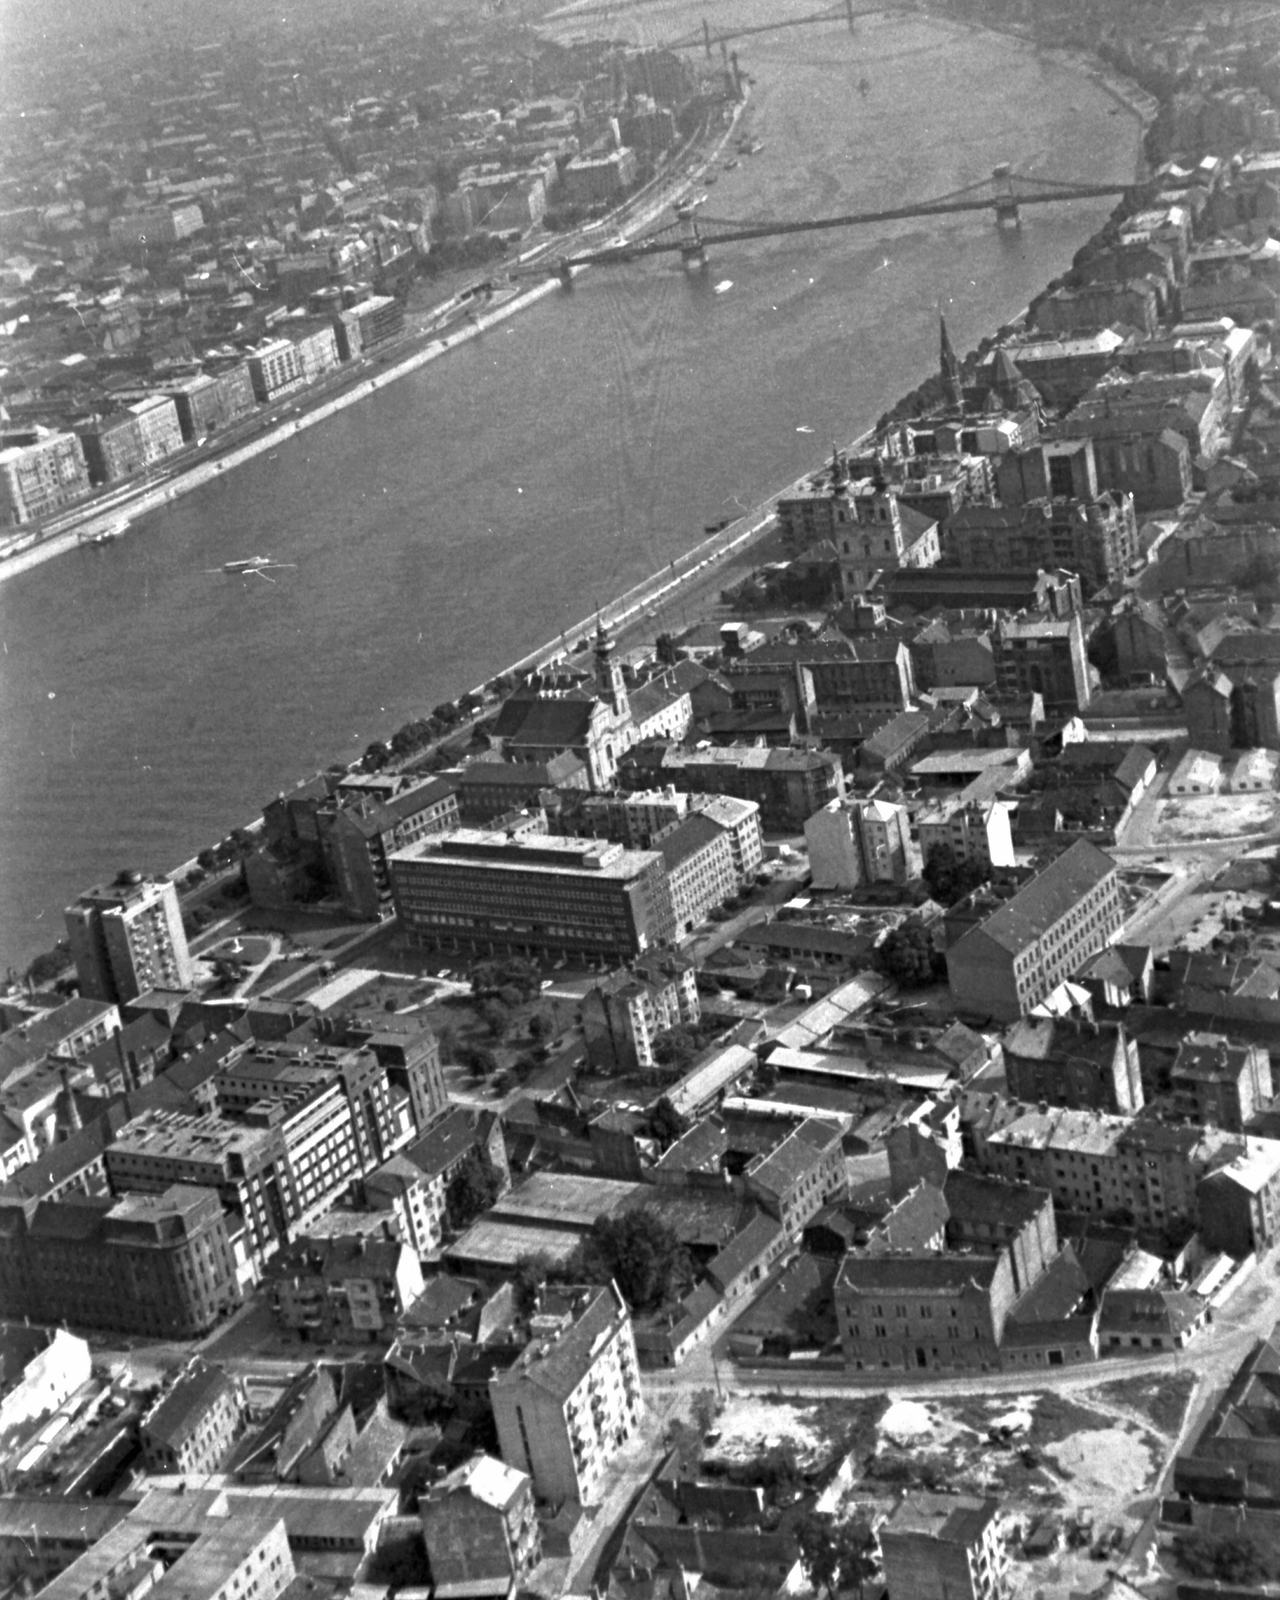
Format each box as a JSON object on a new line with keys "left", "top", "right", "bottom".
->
{"left": 105, "top": 1109, "right": 294, "bottom": 1266}
{"left": 287, "top": 322, "right": 341, "bottom": 383}
{"left": 977, "top": 1104, "right": 1253, "bottom": 1234}
{"left": 658, "top": 812, "right": 738, "bottom": 936}
{"left": 806, "top": 795, "right": 914, "bottom": 888}
{"left": 247, "top": 339, "right": 306, "bottom": 402}
{"left": 695, "top": 794, "right": 764, "bottom": 880}
{"left": 390, "top": 831, "right": 675, "bottom": 963}
{"left": 420, "top": 1455, "right": 541, "bottom": 1600}
{"left": 748, "top": 637, "right": 916, "bottom": 713}
{"left": 0, "top": 1184, "right": 239, "bottom": 1339}
{"left": 320, "top": 775, "right": 460, "bottom": 921}
{"left": 1199, "top": 1140, "right": 1280, "bottom": 1257}
{"left": 878, "top": 1493, "right": 1009, "bottom": 1600}
{"left": 127, "top": 395, "right": 184, "bottom": 467}
{"left": 993, "top": 611, "right": 1092, "bottom": 714}
{"left": 621, "top": 744, "right": 845, "bottom": 832}
{"left": 916, "top": 794, "right": 1016, "bottom": 872}
{"left": 1170, "top": 1032, "right": 1274, "bottom": 1132}
{"left": 945, "top": 840, "right": 1123, "bottom": 1021}
{"left": 0, "top": 428, "right": 90, "bottom": 525}
{"left": 266, "top": 1232, "right": 425, "bottom": 1342}
{"left": 490, "top": 1284, "right": 642, "bottom": 1505}
{"left": 744, "top": 1117, "right": 846, "bottom": 1236}
{"left": 835, "top": 1252, "right": 1017, "bottom": 1373}
{"left": 64, "top": 870, "right": 193, "bottom": 1006}
{"left": 1003, "top": 1016, "right": 1144, "bottom": 1115}
{"left": 141, "top": 1357, "right": 249, "bottom": 1474}
{"left": 364, "top": 1107, "right": 508, "bottom": 1260}
{"left": 581, "top": 958, "right": 700, "bottom": 1074}
{"left": 580, "top": 786, "right": 691, "bottom": 848}
{"left": 947, "top": 494, "right": 1138, "bottom": 592}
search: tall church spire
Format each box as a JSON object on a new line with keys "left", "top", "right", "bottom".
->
{"left": 940, "top": 312, "right": 963, "bottom": 409}
{"left": 594, "top": 616, "right": 629, "bottom": 720}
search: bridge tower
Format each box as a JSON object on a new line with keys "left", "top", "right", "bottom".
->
{"left": 676, "top": 202, "right": 707, "bottom": 270}
{"left": 556, "top": 256, "right": 573, "bottom": 289}
{"left": 992, "top": 162, "right": 1020, "bottom": 228}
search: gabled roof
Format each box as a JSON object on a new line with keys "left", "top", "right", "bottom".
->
{"left": 954, "top": 838, "right": 1115, "bottom": 957}
{"left": 491, "top": 1284, "right": 626, "bottom": 1402}
{"left": 142, "top": 1358, "right": 240, "bottom": 1450}
{"left": 492, "top": 691, "right": 597, "bottom": 748}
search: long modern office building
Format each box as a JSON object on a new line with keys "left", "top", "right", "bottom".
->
{"left": 389, "top": 830, "right": 676, "bottom": 961}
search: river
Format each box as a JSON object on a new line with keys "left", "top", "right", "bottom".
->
{"left": 0, "top": 1, "right": 1139, "bottom": 972}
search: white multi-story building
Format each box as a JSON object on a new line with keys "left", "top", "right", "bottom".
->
{"left": 490, "top": 1284, "right": 642, "bottom": 1504}
{"left": 246, "top": 338, "right": 305, "bottom": 403}
{"left": 0, "top": 427, "right": 90, "bottom": 525}
{"left": 917, "top": 796, "right": 1016, "bottom": 871}
{"left": 127, "top": 395, "right": 185, "bottom": 466}
{"left": 658, "top": 812, "right": 738, "bottom": 936}
{"left": 695, "top": 794, "right": 765, "bottom": 881}
{"left": 582, "top": 957, "right": 700, "bottom": 1073}
{"left": 806, "top": 796, "right": 914, "bottom": 887}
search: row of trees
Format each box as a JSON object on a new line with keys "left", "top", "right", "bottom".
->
{"left": 360, "top": 694, "right": 489, "bottom": 774}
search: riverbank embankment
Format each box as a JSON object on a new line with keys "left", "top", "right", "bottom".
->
{"left": 0, "top": 100, "right": 748, "bottom": 591}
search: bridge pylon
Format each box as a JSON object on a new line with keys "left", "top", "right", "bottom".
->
{"left": 992, "top": 161, "right": 1020, "bottom": 228}
{"left": 556, "top": 256, "right": 573, "bottom": 288}
{"left": 676, "top": 202, "right": 707, "bottom": 269}
{"left": 703, "top": 16, "right": 712, "bottom": 57}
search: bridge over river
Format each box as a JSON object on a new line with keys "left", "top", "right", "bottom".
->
{"left": 511, "top": 164, "right": 1138, "bottom": 280}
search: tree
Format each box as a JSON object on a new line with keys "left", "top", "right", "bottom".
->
{"left": 875, "top": 922, "right": 941, "bottom": 988}
{"left": 1174, "top": 1532, "right": 1266, "bottom": 1585}
{"left": 794, "top": 1513, "right": 879, "bottom": 1600}
{"left": 690, "top": 1388, "right": 719, "bottom": 1438}
{"left": 481, "top": 999, "right": 510, "bottom": 1039}
{"left": 470, "top": 962, "right": 499, "bottom": 997}
{"left": 568, "top": 1208, "right": 689, "bottom": 1313}
{"left": 649, "top": 1095, "right": 688, "bottom": 1149}
{"left": 655, "top": 632, "right": 684, "bottom": 666}
{"left": 513, "top": 1253, "right": 551, "bottom": 1319}
{"left": 653, "top": 1028, "right": 697, "bottom": 1068}
{"left": 445, "top": 1148, "right": 504, "bottom": 1232}
{"left": 24, "top": 942, "right": 71, "bottom": 986}
{"left": 794, "top": 1514, "right": 839, "bottom": 1600}
{"left": 921, "top": 844, "right": 983, "bottom": 906}
{"left": 528, "top": 1010, "right": 552, "bottom": 1041}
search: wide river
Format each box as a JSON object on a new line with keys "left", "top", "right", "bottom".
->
{"left": 0, "top": 1, "right": 1139, "bottom": 972}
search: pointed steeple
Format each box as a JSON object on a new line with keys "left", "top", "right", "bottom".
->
{"left": 940, "top": 312, "right": 963, "bottom": 409}
{"left": 594, "top": 615, "right": 629, "bottom": 721}
{"left": 830, "top": 443, "right": 848, "bottom": 489}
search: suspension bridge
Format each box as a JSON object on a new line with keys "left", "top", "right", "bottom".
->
{"left": 512, "top": 165, "right": 1138, "bottom": 282}
{"left": 665, "top": 0, "right": 914, "bottom": 53}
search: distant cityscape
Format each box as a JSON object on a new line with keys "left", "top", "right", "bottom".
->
{"left": 0, "top": 0, "right": 719, "bottom": 544}
{"left": 13, "top": 2, "right": 1280, "bottom": 1600}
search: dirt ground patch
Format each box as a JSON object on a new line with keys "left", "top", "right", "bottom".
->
{"left": 1049, "top": 1425, "right": 1152, "bottom": 1500}
{"left": 1153, "top": 793, "right": 1280, "bottom": 843}
{"left": 1090, "top": 1372, "right": 1196, "bottom": 1438}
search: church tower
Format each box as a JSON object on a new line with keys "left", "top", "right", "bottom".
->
{"left": 940, "top": 312, "right": 963, "bottom": 410}
{"left": 594, "top": 618, "right": 629, "bottom": 721}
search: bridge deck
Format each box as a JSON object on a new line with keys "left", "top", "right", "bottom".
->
{"left": 556, "top": 181, "right": 1132, "bottom": 268}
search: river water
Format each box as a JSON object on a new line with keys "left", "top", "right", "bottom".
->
{"left": 0, "top": 2, "right": 1139, "bottom": 972}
